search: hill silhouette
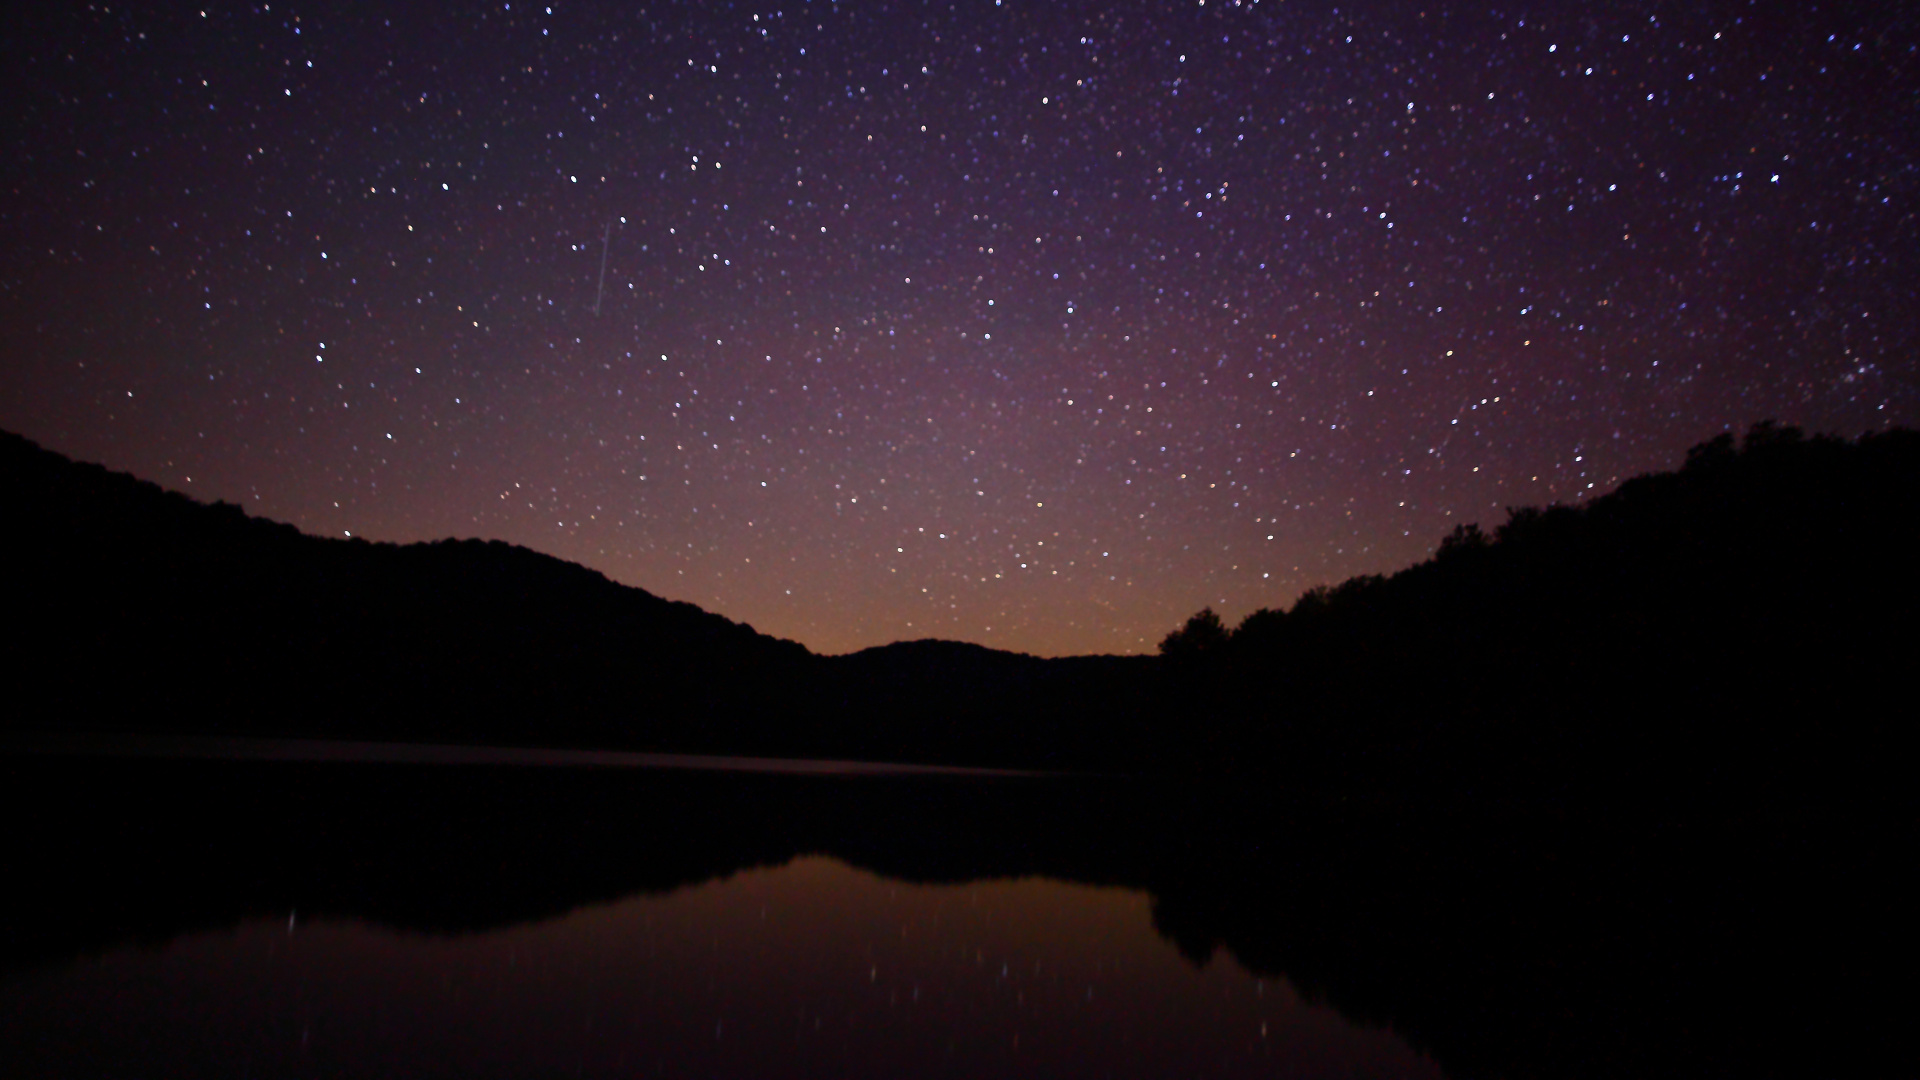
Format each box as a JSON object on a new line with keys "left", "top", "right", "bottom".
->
{"left": 0, "top": 430, "right": 1150, "bottom": 765}
{"left": 1151, "top": 422, "right": 1919, "bottom": 815}
{"left": 4, "top": 423, "right": 1916, "bottom": 779}
{"left": 0, "top": 429, "right": 816, "bottom": 751}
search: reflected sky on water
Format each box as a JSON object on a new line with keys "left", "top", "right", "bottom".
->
{"left": 2, "top": 856, "right": 1442, "bottom": 1079}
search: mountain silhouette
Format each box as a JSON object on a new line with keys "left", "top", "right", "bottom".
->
{"left": 0, "top": 429, "right": 819, "bottom": 751}
{"left": 1155, "top": 422, "right": 1920, "bottom": 813}
{"left": 0, "top": 430, "right": 1148, "bottom": 765}
{"left": 5, "top": 423, "right": 1916, "bottom": 779}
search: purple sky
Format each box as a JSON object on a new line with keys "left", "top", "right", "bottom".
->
{"left": 4, "top": 1, "right": 1914, "bottom": 655}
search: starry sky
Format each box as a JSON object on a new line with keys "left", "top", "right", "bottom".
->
{"left": 3, "top": 1, "right": 1915, "bottom": 656}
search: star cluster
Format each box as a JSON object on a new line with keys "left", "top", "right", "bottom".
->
{"left": 3, "top": 1, "right": 1915, "bottom": 654}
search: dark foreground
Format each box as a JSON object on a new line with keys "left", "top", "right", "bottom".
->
{"left": 1, "top": 748, "right": 1910, "bottom": 1079}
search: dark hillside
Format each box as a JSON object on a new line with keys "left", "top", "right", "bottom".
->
{"left": 0, "top": 431, "right": 1149, "bottom": 765}
{"left": 0, "top": 430, "right": 810, "bottom": 750}
{"left": 1138, "top": 423, "right": 1920, "bottom": 1079}
{"left": 6, "top": 423, "right": 1915, "bottom": 778}
{"left": 819, "top": 640, "right": 1157, "bottom": 767}
{"left": 1159, "top": 421, "right": 1920, "bottom": 815}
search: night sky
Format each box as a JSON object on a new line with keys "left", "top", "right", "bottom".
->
{"left": 3, "top": 2, "right": 1915, "bottom": 656}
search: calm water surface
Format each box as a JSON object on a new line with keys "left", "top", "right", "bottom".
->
{"left": 3, "top": 856, "right": 1440, "bottom": 1079}
{"left": 0, "top": 741, "right": 1445, "bottom": 1078}
{"left": 0, "top": 737, "right": 1443, "bottom": 1076}
{"left": 4, "top": 735, "right": 1911, "bottom": 1078}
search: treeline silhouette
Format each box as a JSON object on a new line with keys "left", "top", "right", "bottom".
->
{"left": 4, "top": 423, "right": 1916, "bottom": 783}
{"left": 0, "top": 430, "right": 1153, "bottom": 766}
{"left": 1134, "top": 421, "right": 1920, "bottom": 1076}
{"left": 1153, "top": 422, "right": 1918, "bottom": 815}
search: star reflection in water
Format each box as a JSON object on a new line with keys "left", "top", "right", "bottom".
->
{"left": 2, "top": 856, "right": 1443, "bottom": 1079}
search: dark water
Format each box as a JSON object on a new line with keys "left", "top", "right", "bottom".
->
{"left": 0, "top": 858, "right": 1437, "bottom": 1079}
{"left": 0, "top": 738, "right": 1911, "bottom": 1078}
{"left": 0, "top": 740, "right": 1439, "bottom": 1079}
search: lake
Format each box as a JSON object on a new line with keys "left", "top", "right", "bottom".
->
{"left": 1, "top": 856, "right": 1441, "bottom": 1079}
{"left": 0, "top": 739, "right": 1443, "bottom": 1078}
{"left": 0, "top": 737, "right": 1909, "bottom": 1078}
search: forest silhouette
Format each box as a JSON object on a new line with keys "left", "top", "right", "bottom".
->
{"left": 4, "top": 421, "right": 1916, "bottom": 785}
{"left": 1153, "top": 422, "right": 1917, "bottom": 816}
{"left": 2, "top": 422, "right": 1916, "bottom": 1077}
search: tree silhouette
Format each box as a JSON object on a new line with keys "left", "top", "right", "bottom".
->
{"left": 1159, "top": 607, "right": 1228, "bottom": 657}
{"left": 1435, "top": 521, "right": 1489, "bottom": 557}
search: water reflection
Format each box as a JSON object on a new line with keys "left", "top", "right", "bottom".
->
{"left": 3, "top": 749, "right": 1909, "bottom": 1079}
{"left": 0, "top": 856, "right": 1440, "bottom": 1079}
